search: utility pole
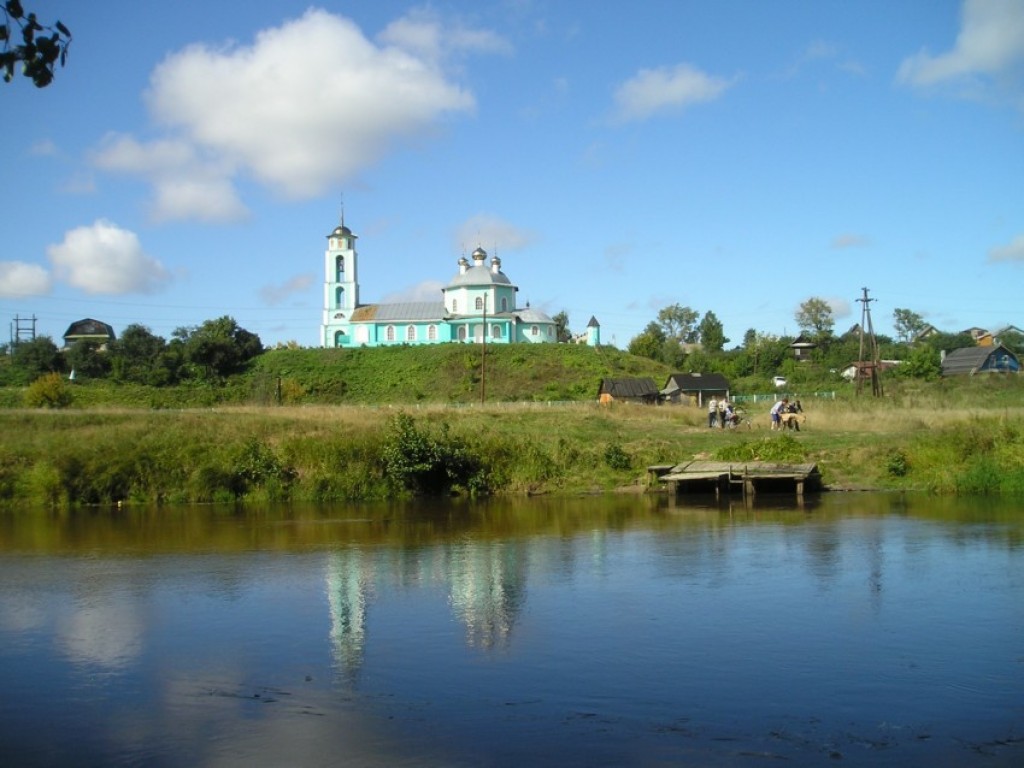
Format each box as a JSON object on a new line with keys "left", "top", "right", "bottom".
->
{"left": 10, "top": 315, "right": 37, "bottom": 350}
{"left": 856, "top": 287, "right": 883, "bottom": 397}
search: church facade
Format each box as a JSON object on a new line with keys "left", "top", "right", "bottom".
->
{"left": 320, "top": 219, "right": 599, "bottom": 348}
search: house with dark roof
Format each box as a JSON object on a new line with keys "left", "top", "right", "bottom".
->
{"left": 788, "top": 334, "right": 816, "bottom": 361}
{"left": 62, "top": 318, "right": 116, "bottom": 350}
{"left": 660, "top": 372, "right": 730, "bottom": 406}
{"left": 940, "top": 344, "right": 1019, "bottom": 376}
{"left": 598, "top": 377, "right": 660, "bottom": 405}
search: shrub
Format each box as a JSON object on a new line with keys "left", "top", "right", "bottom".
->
{"left": 24, "top": 373, "right": 73, "bottom": 408}
{"left": 885, "top": 449, "right": 909, "bottom": 477}
{"left": 381, "top": 413, "right": 489, "bottom": 497}
{"left": 603, "top": 442, "right": 632, "bottom": 470}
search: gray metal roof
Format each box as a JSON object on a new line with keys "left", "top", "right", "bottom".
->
{"left": 515, "top": 307, "right": 555, "bottom": 324}
{"left": 446, "top": 264, "right": 513, "bottom": 288}
{"left": 351, "top": 302, "right": 446, "bottom": 322}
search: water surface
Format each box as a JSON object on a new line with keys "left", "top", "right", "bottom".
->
{"left": 0, "top": 493, "right": 1021, "bottom": 766}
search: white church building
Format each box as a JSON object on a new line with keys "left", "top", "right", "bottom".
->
{"left": 321, "top": 218, "right": 599, "bottom": 348}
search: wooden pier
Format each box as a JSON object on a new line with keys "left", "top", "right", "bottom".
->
{"left": 649, "top": 460, "right": 821, "bottom": 499}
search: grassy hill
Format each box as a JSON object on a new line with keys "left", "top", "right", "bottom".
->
{"left": 246, "top": 344, "right": 672, "bottom": 405}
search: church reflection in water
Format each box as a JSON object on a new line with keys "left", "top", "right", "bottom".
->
{"left": 325, "top": 538, "right": 535, "bottom": 675}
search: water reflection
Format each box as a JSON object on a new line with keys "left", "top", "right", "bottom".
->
{"left": 0, "top": 493, "right": 1022, "bottom": 767}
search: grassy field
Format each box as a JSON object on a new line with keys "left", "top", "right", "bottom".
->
{"left": 1, "top": 379, "right": 1023, "bottom": 507}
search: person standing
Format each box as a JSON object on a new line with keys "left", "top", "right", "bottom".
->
{"left": 718, "top": 398, "right": 728, "bottom": 429}
{"left": 770, "top": 398, "right": 788, "bottom": 430}
{"left": 708, "top": 397, "right": 718, "bottom": 428}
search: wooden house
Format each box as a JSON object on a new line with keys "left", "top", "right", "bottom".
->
{"left": 660, "top": 372, "right": 730, "bottom": 406}
{"left": 940, "top": 344, "right": 1020, "bottom": 376}
{"left": 788, "top": 334, "right": 817, "bottom": 361}
{"left": 62, "top": 318, "right": 116, "bottom": 350}
{"left": 598, "top": 377, "right": 660, "bottom": 405}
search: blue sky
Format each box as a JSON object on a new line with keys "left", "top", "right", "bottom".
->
{"left": 2, "top": 0, "right": 1022, "bottom": 350}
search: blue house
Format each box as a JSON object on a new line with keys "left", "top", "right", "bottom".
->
{"left": 320, "top": 217, "right": 591, "bottom": 348}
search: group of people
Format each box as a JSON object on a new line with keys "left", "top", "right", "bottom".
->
{"left": 706, "top": 397, "right": 740, "bottom": 428}
{"left": 770, "top": 398, "right": 804, "bottom": 430}
{"left": 706, "top": 395, "right": 804, "bottom": 430}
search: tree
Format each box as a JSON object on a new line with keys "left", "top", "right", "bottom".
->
{"left": 627, "top": 322, "right": 666, "bottom": 360}
{"left": 795, "top": 297, "right": 835, "bottom": 339}
{"left": 179, "top": 316, "right": 263, "bottom": 380}
{"left": 656, "top": 304, "right": 700, "bottom": 344}
{"left": 11, "top": 335, "right": 63, "bottom": 380}
{"left": 1, "top": 2, "right": 72, "bottom": 88}
{"left": 553, "top": 311, "right": 572, "bottom": 343}
{"left": 109, "top": 324, "right": 177, "bottom": 385}
{"left": 66, "top": 340, "right": 110, "bottom": 380}
{"left": 697, "top": 311, "right": 728, "bottom": 353}
{"left": 892, "top": 308, "right": 926, "bottom": 344}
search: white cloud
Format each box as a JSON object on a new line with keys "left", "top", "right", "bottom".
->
{"left": 612, "top": 63, "right": 732, "bottom": 122}
{"left": 827, "top": 297, "right": 852, "bottom": 319}
{"left": 93, "top": 134, "right": 247, "bottom": 222}
{"left": 453, "top": 214, "right": 536, "bottom": 253}
{"left": 831, "top": 233, "right": 871, "bottom": 249}
{"left": 0, "top": 261, "right": 52, "bottom": 298}
{"left": 261, "top": 274, "right": 315, "bottom": 305}
{"left": 47, "top": 220, "right": 171, "bottom": 295}
{"left": 988, "top": 233, "right": 1024, "bottom": 262}
{"left": 29, "top": 139, "right": 58, "bottom": 156}
{"left": 91, "top": 8, "right": 486, "bottom": 221}
{"left": 378, "top": 7, "right": 512, "bottom": 64}
{"left": 897, "top": 0, "right": 1024, "bottom": 92}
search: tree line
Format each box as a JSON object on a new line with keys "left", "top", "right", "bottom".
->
{"left": 622, "top": 299, "right": 1019, "bottom": 384}
{"left": 1, "top": 316, "right": 262, "bottom": 386}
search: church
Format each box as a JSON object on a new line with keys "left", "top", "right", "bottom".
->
{"left": 320, "top": 217, "right": 600, "bottom": 348}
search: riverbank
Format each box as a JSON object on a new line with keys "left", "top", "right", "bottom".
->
{"left": 2, "top": 397, "right": 1023, "bottom": 507}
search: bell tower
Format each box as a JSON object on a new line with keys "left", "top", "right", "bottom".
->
{"left": 321, "top": 211, "right": 359, "bottom": 347}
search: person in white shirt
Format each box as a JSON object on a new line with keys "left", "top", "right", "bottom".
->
{"left": 770, "top": 398, "right": 788, "bottom": 430}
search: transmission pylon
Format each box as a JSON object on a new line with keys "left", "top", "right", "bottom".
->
{"left": 856, "top": 288, "right": 883, "bottom": 396}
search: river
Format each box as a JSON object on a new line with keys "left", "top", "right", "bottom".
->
{"left": 0, "top": 492, "right": 1021, "bottom": 767}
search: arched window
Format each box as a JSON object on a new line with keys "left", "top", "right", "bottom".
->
{"left": 531, "top": 325, "right": 539, "bottom": 337}
{"left": 500, "top": 297, "right": 508, "bottom": 312}
{"left": 334, "top": 330, "right": 345, "bottom": 346}
{"left": 547, "top": 327, "right": 553, "bottom": 337}
{"left": 458, "top": 326, "right": 467, "bottom": 341}
{"left": 427, "top": 325, "right": 437, "bottom": 341}
{"left": 336, "top": 255, "right": 345, "bottom": 281}
{"left": 492, "top": 325, "right": 502, "bottom": 339}
{"left": 406, "top": 325, "right": 416, "bottom": 341}
{"left": 475, "top": 296, "right": 483, "bottom": 311}
{"left": 386, "top": 325, "right": 396, "bottom": 342}
{"left": 335, "top": 286, "right": 344, "bottom": 307}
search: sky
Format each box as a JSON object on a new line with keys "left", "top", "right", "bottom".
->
{"left": 2, "top": 0, "right": 1023, "bottom": 350}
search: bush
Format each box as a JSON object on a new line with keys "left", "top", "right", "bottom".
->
{"left": 24, "top": 373, "right": 73, "bottom": 408}
{"left": 603, "top": 442, "right": 632, "bottom": 470}
{"left": 381, "top": 413, "right": 489, "bottom": 497}
{"left": 885, "top": 449, "right": 909, "bottom": 477}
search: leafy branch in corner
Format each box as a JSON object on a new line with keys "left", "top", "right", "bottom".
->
{"left": 1, "top": 1, "right": 71, "bottom": 87}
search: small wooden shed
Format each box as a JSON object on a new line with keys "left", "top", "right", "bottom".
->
{"left": 598, "top": 377, "right": 660, "bottom": 405}
{"left": 661, "top": 372, "right": 730, "bottom": 406}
